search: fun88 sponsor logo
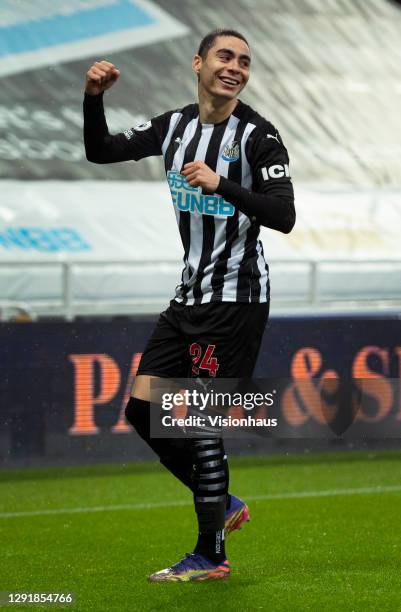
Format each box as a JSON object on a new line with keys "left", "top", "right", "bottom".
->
{"left": 167, "top": 171, "right": 235, "bottom": 218}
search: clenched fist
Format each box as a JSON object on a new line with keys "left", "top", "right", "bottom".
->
{"left": 182, "top": 161, "right": 220, "bottom": 193}
{"left": 85, "top": 60, "right": 120, "bottom": 95}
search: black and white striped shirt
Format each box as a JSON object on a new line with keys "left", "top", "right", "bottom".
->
{"left": 84, "top": 96, "right": 295, "bottom": 305}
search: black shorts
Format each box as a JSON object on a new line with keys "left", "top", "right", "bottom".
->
{"left": 137, "top": 299, "right": 269, "bottom": 378}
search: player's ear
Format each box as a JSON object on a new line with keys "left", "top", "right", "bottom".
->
{"left": 192, "top": 54, "right": 202, "bottom": 80}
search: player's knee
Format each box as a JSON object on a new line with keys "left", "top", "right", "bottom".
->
{"left": 125, "top": 396, "right": 150, "bottom": 439}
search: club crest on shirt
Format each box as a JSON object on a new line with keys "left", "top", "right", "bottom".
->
{"left": 221, "top": 141, "right": 240, "bottom": 162}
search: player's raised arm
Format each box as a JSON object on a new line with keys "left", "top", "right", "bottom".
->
{"left": 83, "top": 60, "right": 131, "bottom": 164}
{"left": 83, "top": 60, "right": 163, "bottom": 164}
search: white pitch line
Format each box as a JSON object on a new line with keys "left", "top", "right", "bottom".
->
{"left": 1, "top": 485, "right": 401, "bottom": 519}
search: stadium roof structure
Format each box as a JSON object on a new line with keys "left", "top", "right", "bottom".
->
{"left": 1, "top": 0, "right": 401, "bottom": 317}
{"left": 0, "top": 0, "right": 400, "bottom": 185}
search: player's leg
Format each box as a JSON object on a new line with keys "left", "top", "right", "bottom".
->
{"left": 126, "top": 374, "right": 195, "bottom": 489}
{"left": 126, "top": 309, "right": 231, "bottom": 580}
{"left": 131, "top": 371, "right": 233, "bottom": 582}
{"left": 130, "top": 373, "right": 157, "bottom": 401}
{"left": 191, "top": 434, "right": 229, "bottom": 563}
{"left": 137, "top": 300, "right": 270, "bottom": 582}
{"left": 190, "top": 301, "right": 270, "bottom": 567}
{"left": 124, "top": 303, "right": 196, "bottom": 490}
{"left": 128, "top": 374, "right": 246, "bottom": 531}
{"left": 147, "top": 409, "right": 233, "bottom": 582}
{"left": 143, "top": 302, "right": 232, "bottom": 581}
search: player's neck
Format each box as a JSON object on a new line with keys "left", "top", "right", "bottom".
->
{"left": 198, "top": 90, "right": 238, "bottom": 125}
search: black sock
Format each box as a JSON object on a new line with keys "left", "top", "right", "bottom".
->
{"left": 126, "top": 397, "right": 230, "bottom": 564}
{"left": 126, "top": 398, "right": 235, "bottom": 503}
{"left": 192, "top": 438, "right": 229, "bottom": 563}
{"left": 194, "top": 529, "right": 226, "bottom": 564}
{"left": 125, "top": 397, "right": 194, "bottom": 489}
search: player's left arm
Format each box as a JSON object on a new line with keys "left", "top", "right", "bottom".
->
{"left": 182, "top": 126, "right": 295, "bottom": 233}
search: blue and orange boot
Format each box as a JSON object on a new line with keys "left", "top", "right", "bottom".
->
{"left": 148, "top": 552, "right": 230, "bottom": 582}
{"left": 224, "top": 495, "right": 250, "bottom": 535}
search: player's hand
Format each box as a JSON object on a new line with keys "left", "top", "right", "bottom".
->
{"left": 85, "top": 60, "right": 120, "bottom": 95}
{"left": 182, "top": 161, "right": 220, "bottom": 193}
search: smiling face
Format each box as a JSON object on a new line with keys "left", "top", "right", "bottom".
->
{"left": 193, "top": 35, "right": 251, "bottom": 101}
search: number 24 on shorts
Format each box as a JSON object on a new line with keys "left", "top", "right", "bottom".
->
{"left": 189, "top": 343, "right": 219, "bottom": 377}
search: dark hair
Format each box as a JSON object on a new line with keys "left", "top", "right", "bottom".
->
{"left": 197, "top": 28, "right": 249, "bottom": 59}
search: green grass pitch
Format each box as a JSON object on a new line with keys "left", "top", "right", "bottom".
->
{"left": 1, "top": 450, "right": 401, "bottom": 611}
